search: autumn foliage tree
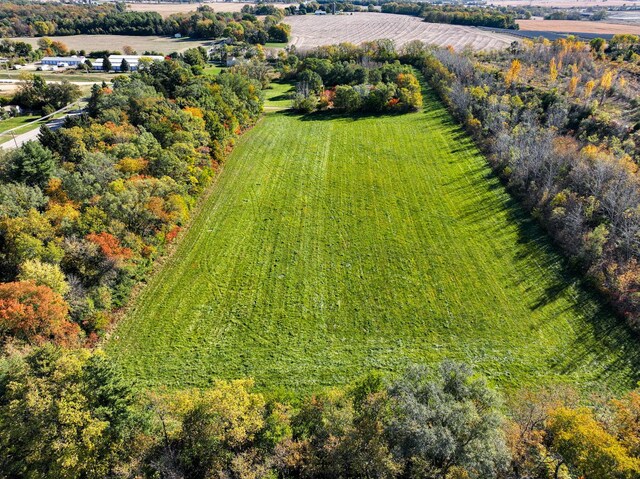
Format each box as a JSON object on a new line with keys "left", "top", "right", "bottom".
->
{"left": 0, "top": 281, "right": 78, "bottom": 346}
{"left": 86, "top": 231, "right": 133, "bottom": 262}
{"left": 506, "top": 385, "right": 640, "bottom": 479}
{"left": 546, "top": 406, "right": 640, "bottom": 478}
{"left": 0, "top": 346, "right": 146, "bottom": 479}
{"left": 549, "top": 57, "right": 558, "bottom": 83}
{"left": 505, "top": 59, "right": 521, "bottom": 87}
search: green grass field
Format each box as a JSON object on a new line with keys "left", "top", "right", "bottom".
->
{"left": 107, "top": 89, "right": 640, "bottom": 394}
{"left": 0, "top": 114, "right": 41, "bottom": 134}
{"left": 202, "top": 64, "right": 224, "bottom": 77}
{"left": 0, "top": 114, "right": 59, "bottom": 145}
{"left": 264, "top": 81, "right": 294, "bottom": 109}
{"left": 264, "top": 42, "right": 288, "bottom": 49}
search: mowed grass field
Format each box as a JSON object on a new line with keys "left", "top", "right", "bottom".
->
{"left": 107, "top": 88, "right": 640, "bottom": 393}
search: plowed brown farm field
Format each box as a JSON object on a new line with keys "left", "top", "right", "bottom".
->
{"left": 285, "top": 13, "right": 517, "bottom": 51}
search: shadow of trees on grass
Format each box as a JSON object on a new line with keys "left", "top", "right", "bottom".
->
{"left": 425, "top": 90, "right": 640, "bottom": 388}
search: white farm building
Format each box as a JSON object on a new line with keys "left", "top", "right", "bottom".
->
{"left": 92, "top": 55, "right": 165, "bottom": 72}
{"left": 41, "top": 56, "right": 86, "bottom": 67}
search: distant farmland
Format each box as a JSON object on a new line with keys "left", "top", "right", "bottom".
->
{"left": 10, "top": 34, "right": 209, "bottom": 54}
{"left": 107, "top": 85, "right": 640, "bottom": 394}
{"left": 126, "top": 2, "right": 256, "bottom": 17}
{"left": 285, "top": 13, "right": 517, "bottom": 51}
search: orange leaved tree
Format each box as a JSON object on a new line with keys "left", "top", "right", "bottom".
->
{"left": 0, "top": 281, "right": 79, "bottom": 346}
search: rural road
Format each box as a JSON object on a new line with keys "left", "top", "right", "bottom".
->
{"left": 0, "top": 110, "right": 82, "bottom": 150}
{"left": 0, "top": 79, "right": 103, "bottom": 86}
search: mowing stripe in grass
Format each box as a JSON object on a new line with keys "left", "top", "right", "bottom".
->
{"left": 107, "top": 89, "right": 640, "bottom": 393}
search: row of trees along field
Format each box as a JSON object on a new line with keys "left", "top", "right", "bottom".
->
{"left": 403, "top": 35, "right": 640, "bottom": 329}
{"left": 0, "top": 36, "right": 85, "bottom": 65}
{"left": 0, "top": 2, "right": 291, "bottom": 43}
{"left": 2, "top": 348, "right": 640, "bottom": 479}
{"left": 0, "top": 53, "right": 265, "bottom": 346}
{"left": 284, "top": 1, "right": 367, "bottom": 15}
{"left": 380, "top": 3, "right": 519, "bottom": 29}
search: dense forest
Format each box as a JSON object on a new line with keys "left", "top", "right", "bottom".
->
{"left": 0, "top": 2, "right": 164, "bottom": 37}
{"left": 0, "top": 1, "right": 290, "bottom": 43}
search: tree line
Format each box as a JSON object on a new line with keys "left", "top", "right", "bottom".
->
{"left": 164, "top": 6, "right": 289, "bottom": 43}
{"left": 283, "top": 1, "right": 366, "bottom": 15}
{"left": 0, "top": 2, "right": 290, "bottom": 44}
{"left": 2, "top": 347, "right": 640, "bottom": 479}
{"left": 380, "top": 3, "right": 519, "bottom": 30}
{"left": 408, "top": 36, "right": 640, "bottom": 330}
{"left": 0, "top": 56, "right": 265, "bottom": 346}
{"left": 0, "top": 1, "right": 162, "bottom": 37}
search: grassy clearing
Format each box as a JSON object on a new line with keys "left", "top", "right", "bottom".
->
{"left": 107, "top": 89, "right": 640, "bottom": 394}
{"left": 203, "top": 65, "right": 223, "bottom": 76}
{"left": 203, "top": 64, "right": 228, "bottom": 77}
{"left": 0, "top": 121, "right": 41, "bottom": 146}
{"left": 263, "top": 81, "right": 294, "bottom": 109}
{"left": 0, "top": 121, "right": 45, "bottom": 144}
{"left": 264, "top": 42, "right": 288, "bottom": 49}
{"left": 0, "top": 115, "right": 41, "bottom": 134}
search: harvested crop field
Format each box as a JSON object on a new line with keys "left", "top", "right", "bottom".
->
{"left": 517, "top": 19, "right": 640, "bottom": 34}
{"left": 9, "top": 34, "right": 209, "bottom": 54}
{"left": 107, "top": 84, "right": 640, "bottom": 394}
{"left": 285, "top": 13, "right": 518, "bottom": 51}
{"left": 126, "top": 2, "right": 255, "bottom": 17}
